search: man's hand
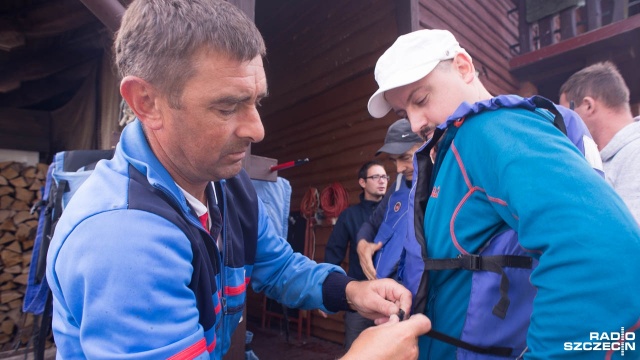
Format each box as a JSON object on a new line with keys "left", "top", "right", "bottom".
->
{"left": 345, "top": 278, "right": 411, "bottom": 322}
{"left": 341, "top": 314, "right": 431, "bottom": 360}
{"left": 357, "top": 239, "right": 383, "bottom": 280}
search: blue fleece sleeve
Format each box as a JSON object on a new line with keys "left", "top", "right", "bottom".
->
{"left": 47, "top": 209, "right": 208, "bottom": 360}
{"left": 250, "top": 199, "right": 348, "bottom": 312}
{"left": 458, "top": 108, "right": 640, "bottom": 359}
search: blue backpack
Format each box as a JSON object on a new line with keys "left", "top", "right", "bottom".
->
{"left": 23, "top": 149, "right": 114, "bottom": 359}
{"left": 402, "top": 95, "right": 602, "bottom": 358}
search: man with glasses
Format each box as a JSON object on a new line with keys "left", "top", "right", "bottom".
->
{"left": 324, "top": 160, "right": 389, "bottom": 349}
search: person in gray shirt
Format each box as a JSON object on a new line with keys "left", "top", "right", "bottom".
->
{"left": 560, "top": 61, "right": 640, "bottom": 222}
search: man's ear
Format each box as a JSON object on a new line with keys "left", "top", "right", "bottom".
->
{"left": 452, "top": 52, "right": 475, "bottom": 83}
{"left": 120, "top": 76, "right": 164, "bottom": 130}
{"left": 358, "top": 178, "right": 367, "bottom": 189}
{"left": 582, "top": 96, "right": 597, "bottom": 115}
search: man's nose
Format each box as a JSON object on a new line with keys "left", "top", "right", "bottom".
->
{"left": 239, "top": 107, "right": 265, "bottom": 143}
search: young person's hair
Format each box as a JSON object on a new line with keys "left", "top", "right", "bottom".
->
{"left": 358, "top": 160, "right": 384, "bottom": 180}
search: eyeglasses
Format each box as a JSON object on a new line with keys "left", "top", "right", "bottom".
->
{"left": 365, "top": 174, "right": 390, "bottom": 181}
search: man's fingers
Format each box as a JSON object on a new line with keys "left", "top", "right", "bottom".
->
{"left": 374, "top": 242, "right": 383, "bottom": 251}
{"left": 402, "top": 314, "right": 432, "bottom": 336}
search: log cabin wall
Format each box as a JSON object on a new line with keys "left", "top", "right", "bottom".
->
{"left": 249, "top": 0, "right": 523, "bottom": 345}
{"left": 249, "top": 0, "right": 405, "bottom": 344}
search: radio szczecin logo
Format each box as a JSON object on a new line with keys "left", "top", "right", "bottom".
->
{"left": 564, "top": 328, "right": 635, "bottom": 356}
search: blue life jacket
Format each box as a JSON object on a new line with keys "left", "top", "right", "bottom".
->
{"left": 404, "top": 95, "right": 602, "bottom": 357}
{"left": 373, "top": 174, "right": 411, "bottom": 280}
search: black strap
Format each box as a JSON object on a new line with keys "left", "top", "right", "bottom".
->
{"left": 427, "top": 330, "right": 513, "bottom": 357}
{"left": 34, "top": 180, "right": 68, "bottom": 284}
{"left": 34, "top": 291, "right": 53, "bottom": 360}
{"left": 424, "top": 254, "right": 532, "bottom": 319}
{"left": 531, "top": 96, "right": 567, "bottom": 135}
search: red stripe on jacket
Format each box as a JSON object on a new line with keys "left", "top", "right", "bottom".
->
{"left": 167, "top": 338, "right": 206, "bottom": 360}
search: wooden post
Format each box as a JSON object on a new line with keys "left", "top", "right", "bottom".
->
{"left": 559, "top": 7, "right": 577, "bottom": 40}
{"left": 586, "top": 0, "right": 602, "bottom": 31}
{"left": 517, "top": 0, "right": 531, "bottom": 53}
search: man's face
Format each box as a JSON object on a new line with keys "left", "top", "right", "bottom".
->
{"left": 154, "top": 49, "right": 267, "bottom": 185}
{"left": 388, "top": 143, "right": 420, "bottom": 181}
{"left": 361, "top": 164, "right": 388, "bottom": 200}
{"left": 384, "top": 63, "right": 466, "bottom": 140}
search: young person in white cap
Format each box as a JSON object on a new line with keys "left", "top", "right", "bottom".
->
{"left": 368, "top": 29, "right": 640, "bottom": 359}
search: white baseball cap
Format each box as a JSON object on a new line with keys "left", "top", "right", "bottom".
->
{"left": 367, "top": 29, "right": 468, "bottom": 118}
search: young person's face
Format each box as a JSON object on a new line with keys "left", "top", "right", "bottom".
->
{"left": 360, "top": 165, "right": 388, "bottom": 200}
{"left": 384, "top": 60, "right": 468, "bottom": 140}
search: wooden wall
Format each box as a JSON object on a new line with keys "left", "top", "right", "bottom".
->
{"left": 249, "top": 0, "right": 522, "bottom": 345}
{"left": 249, "top": 0, "right": 404, "bottom": 344}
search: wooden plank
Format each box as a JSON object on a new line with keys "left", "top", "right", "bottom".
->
{"left": 538, "top": 15, "right": 555, "bottom": 47}
{"left": 612, "top": 0, "right": 629, "bottom": 22}
{"left": 395, "top": 0, "right": 419, "bottom": 35}
{"left": 517, "top": 0, "right": 532, "bottom": 53}
{"left": 560, "top": 6, "right": 578, "bottom": 40}
{"left": 586, "top": 0, "right": 603, "bottom": 30}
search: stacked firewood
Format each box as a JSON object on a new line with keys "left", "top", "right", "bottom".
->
{"left": 0, "top": 160, "right": 48, "bottom": 349}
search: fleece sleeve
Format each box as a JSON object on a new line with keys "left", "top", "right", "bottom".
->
{"left": 250, "top": 199, "right": 351, "bottom": 313}
{"left": 457, "top": 108, "right": 640, "bottom": 359}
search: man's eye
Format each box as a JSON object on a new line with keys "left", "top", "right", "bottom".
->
{"left": 417, "top": 95, "right": 428, "bottom": 105}
{"left": 218, "top": 108, "right": 236, "bottom": 116}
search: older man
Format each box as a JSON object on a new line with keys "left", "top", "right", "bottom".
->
{"left": 46, "top": 1, "right": 430, "bottom": 359}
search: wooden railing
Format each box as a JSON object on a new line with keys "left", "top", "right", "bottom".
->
{"left": 511, "top": 0, "right": 640, "bottom": 55}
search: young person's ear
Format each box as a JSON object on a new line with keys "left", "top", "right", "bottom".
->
{"left": 452, "top": 52, "right": 476, "bottom": 83}
{"left": 358, "top": 178, "right": 367, "bottom": 189}
{"left": 120, "top": 76, "right": 164, "bottom": 130}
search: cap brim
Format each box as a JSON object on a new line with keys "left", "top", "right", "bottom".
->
{"left": 367, "top": 61, "right": 441, "bottom": 118}
{"left": 375, "top": 142, "right": 415, "bottom": 156}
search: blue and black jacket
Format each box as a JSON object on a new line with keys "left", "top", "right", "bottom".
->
{"left": 46, "top": 120, "right": 351, "bottom": 359}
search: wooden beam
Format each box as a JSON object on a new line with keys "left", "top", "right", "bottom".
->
{"left": 510, "top": 14, "right": 640, "bottom": 71}
{"left": 396, "top": 0, "right": 419, "bottom": 35}
{"left": 559, "top": 6, "right": 577, "bottom": 40}
{"left": 586, "top": 0, "right": 602, "bottom": 30}
{"left": 517, "top": 0, "right": 531, "bottom": 53}
{"left": 78, "top": 0, "right": 125, "bottom": 34}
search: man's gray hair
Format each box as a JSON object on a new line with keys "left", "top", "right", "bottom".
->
{"left": 115, "top": 0, "right": 266, "bottom": 108}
